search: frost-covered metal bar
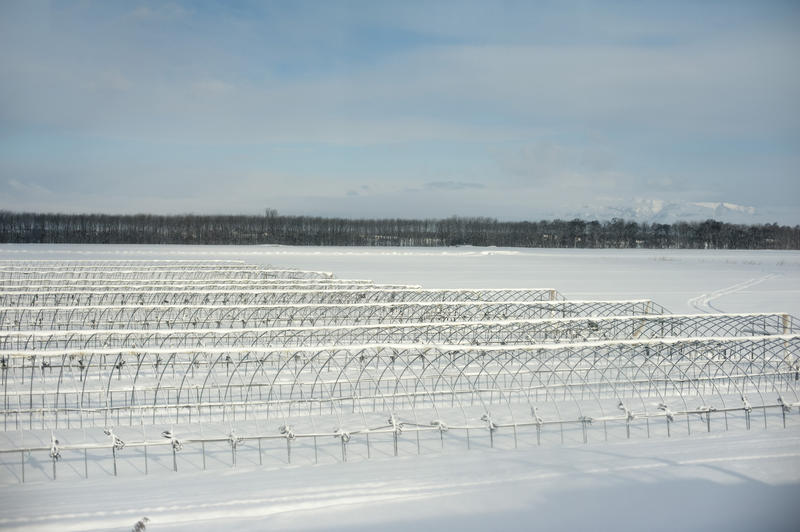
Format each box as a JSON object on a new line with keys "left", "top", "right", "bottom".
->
{"left": 0, "top": 259, "right": 250, "bottom": 265}
{"left": 0, "top": 278, "right": 384, "bottom": 289}
{"left": 1, "top": 313, "right": 794, "bottom": 351}
{"left": 0, "top": 260, "right": 252, "bottom": 270}
{"left": 0, "top": 265, "right": 260, "bottom": 274}
{"left": 0, "top": 288, "right": 563, "bottom": 307}
{"left": 0, "top": 282, "right": 418, "bottom": 293}
{"left": 0, "top": 268, "right": 333, "bottom": 280}
{"left": 0, "top": 260, "right": 258, "bottom": 269}
{"left": 1, "top": 336, "right": 797, "bottom": 429}
{"left": 0, "top": 300, "right": 664, "bottom": 331}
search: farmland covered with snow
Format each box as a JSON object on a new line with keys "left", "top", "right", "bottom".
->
{"left": 0, "top": 244, "right": 798, "bottom": 532}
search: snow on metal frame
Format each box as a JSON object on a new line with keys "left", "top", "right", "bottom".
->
{"left": 0, "top": 260, "right": 252, "bottom": 269}
{"left": 0, "top": 278, "right": 389, "bottom": 289}
{"left": 0, "top": 288, "right": 564, "bottom": 307}
{"left": 0, "top": 268, "right": 334, "bottom": 280}
{"left": 0, "top": 261, "right": 258, "bottom": 271}
{"left": 0, "top": 299, "right": 666, "bottom": 330}
{"left": 0, "top": 259, "right": 250, "bottom": 264}
{"left": 0, "top": 313, "right": 795, "bottom": 351}
{"left": 1, "top": 335, "right": 798, "bottom": 430}
{"left": 0, "top": 282, "right": 420, "bottom": 293}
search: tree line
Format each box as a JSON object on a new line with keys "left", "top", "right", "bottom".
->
{"left": 1, "top": 210, "right": 799, "bottom": 249}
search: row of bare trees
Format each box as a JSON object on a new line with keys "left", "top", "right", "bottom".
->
{"left": 1, "top": 211, "right": 798, "bottom": 249}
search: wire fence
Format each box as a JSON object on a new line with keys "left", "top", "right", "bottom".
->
{"left": 3, "top": 400, "right": 798, "bottom": 483}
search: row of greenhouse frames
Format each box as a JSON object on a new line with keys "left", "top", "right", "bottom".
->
{"left": 0, "top": 260, "right": 798, "bottom": 482}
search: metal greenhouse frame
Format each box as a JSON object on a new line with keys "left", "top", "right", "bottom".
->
{"left": 0, "top": 288, "right": 563, "bottom": 307}
{"left": 0, "top": 300, "right": 665, "bottom": 331}
{"left": 0, "top": 260, "right": 797, "bottom": 483}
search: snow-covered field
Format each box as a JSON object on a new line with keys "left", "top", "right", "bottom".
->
{"left": 1, "top": 244, "right": 799, "bottom": 532}
{"left": 3, "top": 244, "right": 798, "bottom": 316}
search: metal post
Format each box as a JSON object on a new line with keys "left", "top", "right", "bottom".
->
{"left": 84, "top": 449, "right": 88, "bottom": 479}
{"left": 112, "top": 446, "right": 117, "bottom": 476}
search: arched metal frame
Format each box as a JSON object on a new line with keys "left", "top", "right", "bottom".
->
{"left": 0, "top": 266, "right": 334, "bottom": 281}
{"left": 1, "top": 336, "right": 798, "bottom": 429}
{"left": 0, "top": 282, "right": 419, "bottom": 292}
{"left": 0, "top": 288, "right": 563, "bottom": 307}
{"left": 0, "top": 299, "right": 664, "bottom": 331}
{"left": 0, "top": 313, "right": 794, "bottom": 351}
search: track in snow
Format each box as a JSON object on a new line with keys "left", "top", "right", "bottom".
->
{"left": 688, "top": 274, "right": 778, "bottom": 313}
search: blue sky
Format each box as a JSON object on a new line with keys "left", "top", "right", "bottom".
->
{"left": 1, "top": 0, "right": 799, "bottom": 222}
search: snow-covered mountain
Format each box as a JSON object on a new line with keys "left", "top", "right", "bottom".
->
{"left": 567, "top": 199, "right": 782, "bottom": 224}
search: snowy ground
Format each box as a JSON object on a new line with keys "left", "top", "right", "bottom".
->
{"left": 2, "top": 244, "right": 798, "bottom": 316}
{"left": 1, "top": 244, "right": 799, "bottom": 531}
{"left": 1, "top": 430, "right": 799, "bottom": 532}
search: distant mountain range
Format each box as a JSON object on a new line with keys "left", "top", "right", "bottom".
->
{"left": 567, "top": 199, "right": 793, "bottom": 225}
